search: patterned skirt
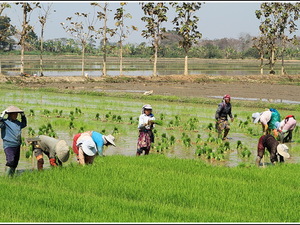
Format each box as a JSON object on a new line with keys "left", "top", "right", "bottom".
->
{"left": 137, "top": 130, "right": 154, "bottom": 150}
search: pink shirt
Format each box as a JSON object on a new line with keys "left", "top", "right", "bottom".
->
{"left": 259, "top": 110, "right": 272, "bottom": 125}
{"left": 280, "top": 117, "right": 297, "bottom": 131}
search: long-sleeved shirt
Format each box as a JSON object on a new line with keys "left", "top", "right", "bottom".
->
{"left": 279, "top": 117, "right": 297, "bottom": 132}
{"left": 215, "top": 101, "right": 232, "bottom": 120}
{"left": 259, "top": 110, "right": 272, "bottom": 125}
{"left": 36, "top": 135, "right": 60, "bottom": 159}
{"left": 138, "top": 113, "right": 155, "bottom": 131}
{"left": 0, "top": 115, "right": 27, "bottom": 149}
{"left": 257, "top": 134, "right": 279, "bottom": 163}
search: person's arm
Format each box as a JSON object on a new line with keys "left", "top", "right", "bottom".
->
{"left": 20, "top": 112, "right": 27, "bottom": 129}
{"left": 138, "top": 114, "right": 148, "bottom": 129}
{"left": 215, "top": 103, "right": 222, "bottom": 120}
{"left": 0, "top": 110, "right": 6, "bottom": 128}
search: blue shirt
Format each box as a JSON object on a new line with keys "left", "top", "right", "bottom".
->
{"left": 91, "top": 131, "right": 104, "bottom": 156}
{"left": 0, "top": 115, "right": 27, "bottom": 149}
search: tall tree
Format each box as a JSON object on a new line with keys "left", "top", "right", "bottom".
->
{"left": 114, "top": 2, "right": 137, "bottom": 76}
{"left": 61, "top": 11, "right": 96, "bottom": 77}
{"left": 91, "top": 2, "right": 115, "bottom": 77}
{"left": 255, "top": 2, "right": 300, "bottom": 75}
{"left": 170, "top": 2, "right": 202, "bottom": 76}
{"left": 38, "top": 3, "right": 53, "bottom": 77}
{"left": 141, "top": 2, "right": 168, "bottom": 77}
{"left": 15, "top": 2, "right": 40, "bottom": 75}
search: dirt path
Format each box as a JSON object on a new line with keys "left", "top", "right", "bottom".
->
{"left": 2, "top": 74, "right": 300, "bottom": 102}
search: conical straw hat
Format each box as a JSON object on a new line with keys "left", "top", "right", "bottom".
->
{"left": 5, "top": 106, "right": 24, "bottom": 113}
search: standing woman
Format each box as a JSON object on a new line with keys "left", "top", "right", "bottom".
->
{"left": 136, "top": 104, "right": 155, "bottom": 156}
{"left": 215, "top": 94, "right": 234, "bottom": 140}
{"left": 0, "top": 106, "right": 27, "bottom": 177}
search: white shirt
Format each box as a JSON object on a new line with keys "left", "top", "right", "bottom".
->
{"left": 138, "top": 114, "right": 155, "bottom": 130}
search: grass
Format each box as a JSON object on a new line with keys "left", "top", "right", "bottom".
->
{"left": 0, "top": 155, "right": 299, "bottom": 222}
{"left": 0, "top": 84, "right": 299, "bottom": 222}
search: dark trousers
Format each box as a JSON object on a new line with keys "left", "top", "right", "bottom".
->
{"left": 4, "top": 146, "right": 21, "bottom": 168}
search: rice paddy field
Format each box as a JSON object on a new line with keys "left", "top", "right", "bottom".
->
{"left": 0, "top": 84, "right": 299, "bottom": 222}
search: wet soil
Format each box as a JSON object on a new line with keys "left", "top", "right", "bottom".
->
{"left": 2, "top": 74, "right": 300, "bottom": 101}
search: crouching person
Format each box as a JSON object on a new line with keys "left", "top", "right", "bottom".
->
{"left": 256, "top": 134, "right": 290, "bottom": 167}
{"left": 27, "top": 135, "right": 70, "bottom": 170}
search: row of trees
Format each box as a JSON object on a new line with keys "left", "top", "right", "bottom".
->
{"left": 1, "top": 2, "right": 300, "bottom": 76}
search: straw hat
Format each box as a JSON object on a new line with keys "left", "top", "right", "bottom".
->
{"left": 55, "top": 140, "right": 70, "bottom": 162}
{"left": 277, "top": 144, "right": 290, "bottom": 158}
{"left": 103, "top": 134, "right": 116, "bottom": 146}
{"left": 5, "top": 106, "right": 24, "bottom": 113}
{"left": 77, "top": 135, "right": 97, "bottom": 156}
{"left": 252, "top": 112, "right": 261, "bottom": 123}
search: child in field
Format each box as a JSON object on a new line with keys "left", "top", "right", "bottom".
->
{"left": 136, "top": 104, "right": 155, "bottom": 156}
{"left": 0, "top": 106, "right": 27, "bottom": 177}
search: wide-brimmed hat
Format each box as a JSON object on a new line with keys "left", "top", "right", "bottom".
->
{"left": 277, "top": 144, "right": 290, "bottom": 158}
{"left": 103, "top": 134, "right": 116, "bottom": 146}
{"left": 79, "top": 136, "right": 97, "bottom": 156}
{"left": 143, "top": 104, "right": 152, "bottom": 110}
{"left": 5, "top": 106, "right": 24, "bottom": 113}
{"left": 252, "top": 112, "right": 261, "bottom": 123}
{"left": 55, "top": 140, "right": 70, "bottom": 162}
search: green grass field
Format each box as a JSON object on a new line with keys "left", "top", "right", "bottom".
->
{"left": 0, "top": 84, "right": 299, "bottom": 222}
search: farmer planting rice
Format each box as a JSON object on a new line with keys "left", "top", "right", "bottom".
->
{"left": 26, "top": 135, "right": 70, "bottom": 170}
{"left": 268, "top": 108, "right": 281, "bottom": 138}
{"left": 215, "top": 94, "right": 234, "bottom": 140}
{"left": 252, "top": 109, "right": 272, "bottom": 135}
{"left": 256, "top": 134, "right": 290, "bottom": 166}
{"left": 276, "top": 115, "right": 297, "bottom": 143}
{"left": 136, "top": 104, "right": 155, "bottom": 156}
{"left": 0, "top": 106, "right": 27, "bottom": 177}
{"left": 72, "top": 131, "right": 116, "bottom": 162}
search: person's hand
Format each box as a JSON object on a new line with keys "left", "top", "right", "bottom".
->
{"left": 20, "top": 112, "right": 25, "bottom": 116}
{"left": 0, "top": 110, "right": 6, "bottom": 118}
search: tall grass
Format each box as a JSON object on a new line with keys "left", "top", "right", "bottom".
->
{"left": 0, "top": 155, "right": 299, "bottom": 222}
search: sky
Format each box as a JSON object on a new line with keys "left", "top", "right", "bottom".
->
{"left": 2, "top": 1, "right": 264, "bottom": 45}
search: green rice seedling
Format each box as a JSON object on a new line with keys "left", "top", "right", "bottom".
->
{"left": 206, "top": 151, "right": 216, "bottom": 159}
{"left": 75, "top": 107, "right": 82, "bottom": 115}
{"left": 195, "top": 134, "right": 202, "bottom": 144}
{"left": 241, "top": 147, "right": 251, "bottom": 158}
{"left": 247, "top": 127, "right": 253, "bottom": 135}
{"left": 215, "top": 137, "right": 223, "bottom": 144}
{"left": 101, "top": 129, "right": 106, "bottom": 134}
{"left": 27, "top": 127, "right": 36, "bottom": 136}
{"left": 112, "top": 114, "right": 117, "bottom": 121}
{"left": 59, "top": 110, "right": 63, "bottom": 117}
{"left": 236, "top": 140, "right": 243, "bottom": 149}
{"left": 207, "top": 122, "right": 214, "bottom": 131}
{"left": 183, "top": 137, "right": 191, "bottom": 148}
{"left": 42, "top": 109, "right": 51, "bottom": 117}
{"left": 95, "top": 113, "right": 100, "bottom": 120}
{"left": 234, "top": 113, "right": 238, "bottom": 118}
{"left": 215, "top": 153, "right": 225, "bottom": 161}
{"left": 216, "top": 145, "right": 225, "bottom": 154}
{"left": 69, "top": 121, "right": 75, "bottom": 129}
{"left": 78, "top": 127, "right": 85, "bottom": 133}
{"left": 168, "top": 120, "right": 174, "bottom": 127}
{"left": 207, "top": 133, "right": 215, "bottom": 143}
{"left": 116, "top": 115, "right": 122, "bottom": 122}
{"left": 129, "top": 116, "right": 134, "bottom": 124}
{"left": 29, "top": 109, "right": 35, "bottom": 116}
{"left": 112, "top": 126, "right": 119, "bottom": 135}
{"left": 224, "top": 141, "right": 230, "bottom": 151}
{"left": 170, "top": 135, "right": 175, "bottom": 145}
{"left": 174, "top": 115, "right": 181, "bottom": 126}
{"left": 160, "top": 113, "right": 165, "bottom": 120}
{"left": 155, "top": 142, "right": 162, "bottom": 152}
{"left": 154, "top": 119, "right": 163, "bottom": 126}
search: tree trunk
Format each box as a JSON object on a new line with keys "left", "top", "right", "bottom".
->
{"left": 119, "top": 40, "right": 123, "bottom": 76}
{"left": 270, "top": 48, "right": 275, "bottom": 74}
{"left": 102, "top": 5, "right": 107, "bottom": 77}
{"left": 20, "top": 45, "right": 25, "bottom": 74}
{"left": 40, "top": 24, "right": 44, "bottom": 77}
{"left": 184, "top": 54, "right": 188, "bottom": 76}
{"left": 153, "top": 44, "right": 158, "bottom": 77}
{"left": 260, "top": 53, "right": 263, "bottom": 75}
{"left": 81, "top": 44, "right": 85, "bottom": 77}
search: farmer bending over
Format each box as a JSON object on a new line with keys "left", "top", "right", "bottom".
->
{"left": 215, "top": 94, "right": 234, "bottom": 140}
{"left": 27, "top": 135, "right": 70, "bottom": 170}
{"left": 277, "top": 115, "right": 297, "bottom": 143}
{"left": 256, "top": 134, "right": 290, "bottom": 167}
